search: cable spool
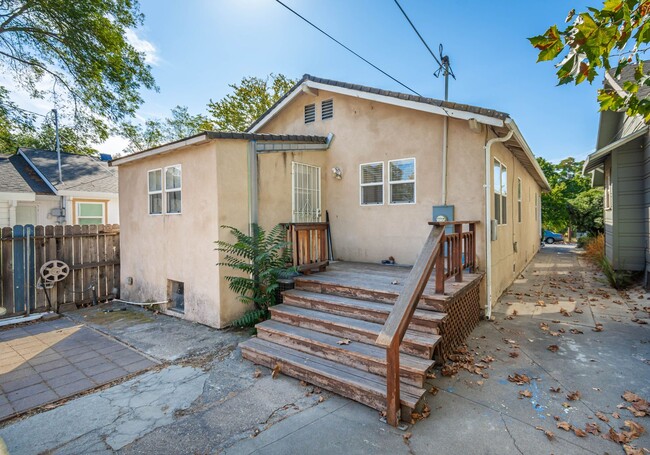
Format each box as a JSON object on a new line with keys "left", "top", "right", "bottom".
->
{"left": 37, "top": 260, "right": 69, "bottom": 290}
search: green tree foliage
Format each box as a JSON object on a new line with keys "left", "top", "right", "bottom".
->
{"left": 206, "top": 74, "right": 296, "bottom": 132}
{"left": 122, "top": 74, "right": 296, "bottom": 153}
{"left": 0, "top": 0, "right": 157, "bottom": 152}
{"left": 215, "top": 224, "right": 294, "bottom": 327}
{"left": 537, "top": 157, "right": 592, "bottom": 232}
{"left": 529, "top": 0, "right": 650, "bottom": 121}
{"left": 567, "top": 188, "right": 605, "bottom": 234}
{"left": 121, "top": 106, "right": 213, "bottom": 154}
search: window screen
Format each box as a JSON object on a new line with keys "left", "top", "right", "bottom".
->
{"left": 389, "top": 158, "right": 415, "bottom": 204}
{"left": 165, "top": 165, "right": 182, "bottom": 214}
{"left": 148, "top": 169, "right": 162, "bottom": 215}
{"left": 360, "top": 162, "right": 384, "bottom": 205}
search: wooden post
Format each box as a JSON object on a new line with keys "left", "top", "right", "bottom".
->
{"left": 455, "top": 224, "right": 463, "bottom": 282}
{"left": 386, "top": 341, "right": 400, "bottom": 427}
{"left": 469, "top": 223, "right": 476, "bottom": 271}
{"left": 435, "top": 232, "right": 445, "bottom": 294}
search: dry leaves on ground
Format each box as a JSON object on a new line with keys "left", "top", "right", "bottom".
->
{"left": 550, "top": 386, "right": 561, "bottom": 393}
{"left": 560, "top": 308, "right": 571, "bottom": 317}
{"left": 595, "top": 411, "right": 610, "bottom": 422}
{"left": 547, "top": 345, "right": 559, "bottom": 352}
{"left": 535, "top": 426, "right": 555, "bottom": 440}
{"left": 585, "top": 422, "right": 600, "bottom": 435}
{"left": 622, "top": 391, "right": 650, "bottom": 417}
{"left": 540, "top": 322, "right": 550, "bottom": 331}
{"left": 509, "top": 351, "right": 519, "bottom": 358}
{"left": 271, "top": 363, "right": 281, "bottom": 379}
{"left": 253, "top": 369, "right": 262, "bottom": 379}
{"left": 593, "top": 323, "right": 604, "bottom": 332}
{"left": 508, "top": 373, "right": 531, "bottom": 385}
{"left": 519, "top": 390, "right": 532, "bottom": 399}
{"left": 337, "top": 338, "right": 351, "bottom": 345}
{"left": 567, "top": 390, "right": 581, "bottom": 401}
{"left": 570, "top": 328, "right": 584, "bottom": 334}
{"left": 607, "top": 420, "right": 646, "bottom": 444}
{"left": 557, "top": 421, "right": 572, "bottom": 431}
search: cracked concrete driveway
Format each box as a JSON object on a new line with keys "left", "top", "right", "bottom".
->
{"left": 1, "top": 245, "right": 648, "bottom": 454}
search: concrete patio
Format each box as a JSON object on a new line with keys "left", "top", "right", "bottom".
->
{"left": 0, "top": 244, "right": 648, "bottom": 454}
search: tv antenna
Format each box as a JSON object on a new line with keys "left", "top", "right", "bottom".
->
{"left": 433, "top": 44, "right": 456, "bottom": 101}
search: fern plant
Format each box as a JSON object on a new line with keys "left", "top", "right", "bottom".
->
{"left": 216, "top": 223, "right": 294, "bottom": 327}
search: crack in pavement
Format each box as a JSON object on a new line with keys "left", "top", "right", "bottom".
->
{"left": 500, "top": 414, "right": 524, "bottom": 455}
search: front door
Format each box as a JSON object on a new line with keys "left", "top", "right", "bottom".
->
{"left": 292, "top": 162, "right": 321, "bottom": 223}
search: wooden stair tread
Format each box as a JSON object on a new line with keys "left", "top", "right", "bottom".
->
{"left": 240, "top": 337, "right": 426, "bottom": 410}
{"left": 296, "top": 270, "right": 483, "bottom": 300}
{"left": 257, "top": 320, "right": 434, "bottom": 378}
{"left": 282, "top": 289, "right": 446, "bottom": 324}
{"left": 270, "top": 304, "right": 440, "bottom": 358}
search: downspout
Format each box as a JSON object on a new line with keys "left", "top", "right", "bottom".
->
{"left": 247, "top": 140, "right": 258, "bottom": 231}
{"left": 484, "top": 128, "right": 513, "bottom": 319}
{"left": 441, "top": 116, "right": 449, "bottom": 205}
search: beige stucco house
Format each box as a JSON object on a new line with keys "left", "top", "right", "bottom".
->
{"left": 111, "top": 75, "right": 549, "bottom": 328}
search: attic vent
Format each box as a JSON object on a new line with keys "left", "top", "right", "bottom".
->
{"left": 304, "top": 104, "right": 315, "bottom": 124}
{"left": 321, "top": 99, "right": 333, "bottom": 120}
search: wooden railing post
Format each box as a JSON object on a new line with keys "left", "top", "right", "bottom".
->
{"left": 469, "top": 222, "right": 476, "bottom": 271}
{"left": 435, "top": 231, "right": 445, "bottom": 294}
{"left": 455, "top": 223, "right": 463, "bottom": 282}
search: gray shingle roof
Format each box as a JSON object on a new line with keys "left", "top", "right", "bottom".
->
{"left": 606, "top": 60, "right": 650, "bottom": 100}
{"left": 0, "top": 154, "right": 54, "bottom": 195}
{"left": 247, "top": 74, "right": 511, "bottom": 132}
{"left": 19, "top": 148, "right": 118, "bottom": 194}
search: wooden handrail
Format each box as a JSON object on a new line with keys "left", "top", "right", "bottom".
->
{"left": 377, "top": 220, "right": 479, "bottom": 426}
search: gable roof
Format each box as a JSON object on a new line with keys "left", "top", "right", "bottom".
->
{"left": 19, "top": 148, "right": 118, "bottom": 195}
{"left": 246, "top": 74, "right": 550, "bottom": 191}
{"left": 605, "top": 60, "right": 650, "bottom": 101}
{"left": 0, "top": 154, "right": 54, "bottom": 196}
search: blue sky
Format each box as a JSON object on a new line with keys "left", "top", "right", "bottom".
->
{"left": 113, "top": 0, "right": 601, "bottom": 162}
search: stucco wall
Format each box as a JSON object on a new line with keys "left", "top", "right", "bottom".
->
{"left": 489, "top": 138, "right": 543, "bottom": 299}
{"left": 117, "top": 141, "right": 225, "bottom": 327}
{"left": 258, "top": 90, "right": 487, "bottom": 266}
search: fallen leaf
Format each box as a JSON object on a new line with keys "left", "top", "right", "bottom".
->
{"left": 537, "top": 300, "right": 546, "bottom": 307}
{"left": 574, "top": 308, "right": 584, "bottom": 314}
{"left": 508, "top": 373, "right": 531, "bottom": 385}
{"left": 429, "top": 386, "right": 439, "bottom": 395}
{"left": 623, "top": 444, "right": 644, "bottom": 455}
{"left": 569, "top": 328, "right": 583, "bottom": 334}
{"left": 509, "top": 351, "right": 519, "bottom": 358}
{"left": 613, "top": 412, "right": 621, "bottom": 419}
{"left": 560, "top": 308, "right": 571, "bottom": 317}
{"left": 573, "top": 427, "right": 587, "bottom": 437}
{"left": 585, "top": 422, "right": 600, "bottom": 435}
{"left": 271, "top": 363, "right": 281, "bottom": 379}
{"left": 403, "top": 432, "right": 412, "bottom": 442}
{"left": 562, "top": 402, "right": 572, "bottom": 408}
{"left": 519, "top": 390, "right": 532, "bottom": 399}
{"left": 535, "top": 426, "right": 555, "bottom": 440}
{"left": 426, "top": 371, "right": 437, "bottom": 379}
{"left": 557, "top": 421, "right": 572, "bottom": 431}
{"left": 593, "top": 323, "right": 604, "bottom": 332}
{"left": 476, "top": 380, "right": 484, "bottom": 386}
{"left": 595, "top": 411, "right": 610, "bottom": 423}
{"left": 548, "top": 345, "right": 560, "bottom": 353}
{"left": 337, "top": 338, "right": 351, "bottom": 345}
{"left": 318, "top": 396, "right": 325, "bottom": 403}
{"left": 253, "top": 369, "right": 262, "bottom": 378}
{"left": 567, "top": 390, "right": 581, "bottom": 401}
{"left": 540, "top": 322, "right": 550, "bottom": 331}
{"left": 550, "top": 386, "right": 561, "bottom": 393}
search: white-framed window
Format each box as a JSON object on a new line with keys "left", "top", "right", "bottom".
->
{"left": 148, "top": 169, "right": 162, "bottom": 215}
{"left": 604, "top": 162, "right": 612, "bottom": 209}
{"left": 360, "top": 162, "right": 384, "bottom": 205}
{"left": 165, "top": 165, "right": 182, "bottom": 214}
{"left": 389, "top": 158, "right": 416, "bottom": 205}
{"left": 517, "top": 178, "right": 522, "bottom": 223}
{"left": 494, "top": 159, "right": 507, "bottom": 224}
{"left": 76, "top": 201, "right": 105, "bottom": 225}
{"left": 321, "top": 99, "right": 333, "bottom": 120}
{"left": 304, "top": 104, "right": 315, "bottom": 124}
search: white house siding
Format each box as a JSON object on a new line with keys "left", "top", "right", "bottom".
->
{"left": 0, "top": 201, "right": 10, "bottom": 227}
{"left": 604, "top": 157, "right": 614, "bottom": 262}
{"left": 612, "top": 137, "right": 646, "bottom": 271}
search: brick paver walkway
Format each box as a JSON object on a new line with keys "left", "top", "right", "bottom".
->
{"left": 0, "top": 317, "right": 156, "bottom": 421}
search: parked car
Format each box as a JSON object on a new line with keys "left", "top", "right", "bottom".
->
{"left": 543, "top": 230, "right": 564, "bottom": 244}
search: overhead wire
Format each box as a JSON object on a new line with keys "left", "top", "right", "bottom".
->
{"left": 274, "top": 0, "right": 422, "bottom": 97}
{"left": 393, "top": 0, "right": 442, "bottom": 68}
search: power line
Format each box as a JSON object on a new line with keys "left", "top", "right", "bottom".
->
{"left": 274, "top": 0, "right": 422, "bottom": 97}
{"left": 393, "top": 0, "right": 442, "bottom": 68}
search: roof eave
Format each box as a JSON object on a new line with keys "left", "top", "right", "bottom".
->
{"left": 583, "top": 125, "right": 649, "bottom": 174}
{"left": 504, "top": 118, "right": 552, "bottom": 192}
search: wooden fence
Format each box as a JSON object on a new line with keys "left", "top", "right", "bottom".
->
{"left": 0, "top": 224, "right": 120, "bottom": 318}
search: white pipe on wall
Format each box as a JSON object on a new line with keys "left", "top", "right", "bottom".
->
{"left": 484, "top": 129, "right": 513, "bottom": 319}
{"left": 441, "top": 116, "right": 449, "bottom": 205}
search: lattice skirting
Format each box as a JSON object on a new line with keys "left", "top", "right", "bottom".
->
{"left": 437, "top": 277, "right": 483, "bottom": 360}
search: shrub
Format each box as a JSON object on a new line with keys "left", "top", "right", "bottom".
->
{"left": 216, "top": 224, "right": 294, "bottom": 327}
{"left": 582, "top": 233, "right": 636, "bottom": 289}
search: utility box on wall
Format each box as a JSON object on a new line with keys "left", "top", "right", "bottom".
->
{"left": 432, "top": 205, "right": 454, "bottom": 234}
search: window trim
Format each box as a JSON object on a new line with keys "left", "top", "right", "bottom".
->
{"left": 359, "top": 161, "right": 384, "bottom": 206}
{"left": 73, "top": 199, "right": 107, "bottom": 225}
{"left": 164, "top": 164, "right": 182, "bottom": 215}
{"left": 493, "top": 158, "right": 507, "bottom": 225}
{"left": 148, "top": 168, "right": 163, "bottom": 216}
{"left": 517, "top": 178, "right": 522, "bottom": 223}
{"left": 604, "top": 162, "right": 612, "bottom": 210}
{"left": 388, "top": 157, "right": 416, "bottom": 205}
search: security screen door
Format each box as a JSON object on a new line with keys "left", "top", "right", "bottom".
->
{"left": 292, "top": 162, "right": 321, "bottom": 223}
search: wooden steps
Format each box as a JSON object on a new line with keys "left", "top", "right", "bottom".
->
{"left": 282, "top": 289, "right": 445, "bottom": 333}
{"left": 270, "top": 304, "right": 439, "bottom": 358}
{"left": 241, "top": 338, "right": 427, "bottom": 411}
{"left": 256, "top": 320, "right": 434, "bottom": 387}
{"left": 239, "top": 263, "right": 485, "bottom": 421}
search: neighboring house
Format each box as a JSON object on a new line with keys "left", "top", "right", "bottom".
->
{"left": 0, "top": 148, "right": 119, "bottom": 227}
{"left": 111, "top": 74, "right": 550, "bottom": 329}
{"left": 583, "top": 61, "right": 650, "bottom": 284}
